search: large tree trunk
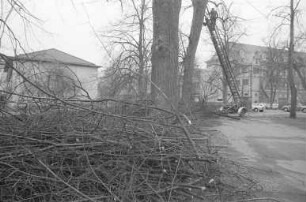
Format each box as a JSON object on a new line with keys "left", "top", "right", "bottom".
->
{"left": 151, "top": 0, "right": 181, "bottom": 109}
{"left": 181, "top": 0, "right": 208, "bottom": 107}
{"left": 288, "top": 0, "right": 297, "bottom": 118}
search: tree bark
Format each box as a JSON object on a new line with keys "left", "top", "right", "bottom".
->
{"left": 288, "top": 0, "right": 297, "bottom": 118}
{"left": 151, "top": 0, "right": 181, "bottom": 109}
{"left": 181, "top": 0, "right": 208, "bottom": 107}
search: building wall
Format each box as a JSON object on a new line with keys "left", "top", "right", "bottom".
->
{"left": 205, "top": 43, "right": 306, "bottom": 107}
{"left": 67, "top": 64, "right": 98, "bottom": 99}
{"left": 0, "top": 60, "right": 98, "bottom": 102}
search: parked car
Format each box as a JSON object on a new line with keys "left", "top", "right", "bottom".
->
{"left": 281, "top": 105, "right": 290, "bottom": 112}
{"left": 281, "top": 104, "right": 306, "bottom": 112}
{"left": 252, "top": 103, "right": 265, "bottom": 112}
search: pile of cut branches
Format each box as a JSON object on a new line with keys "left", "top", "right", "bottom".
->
{"left": 0, "top": 99, "right": 259, "bottom": 201}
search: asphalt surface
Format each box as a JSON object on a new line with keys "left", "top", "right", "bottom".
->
{"left": 211, "top": 110, "right": 306, "bottom": 202}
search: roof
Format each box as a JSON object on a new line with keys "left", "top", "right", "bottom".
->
{"left": 229, "top": 42, "right": 306, "bottom": 57}
{"left": 206, "top": 42, "right": 306, "bottom": 65}
{"left": 15, "top": 49, "right": 99, "bottom": 68}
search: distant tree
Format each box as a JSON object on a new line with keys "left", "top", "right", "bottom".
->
{"left": 260, "top": 46, "right": 287, "bottom": 107}
{"left": 201, "top": 69, "right": 221, "bottom": 103}
{"left": 100, "top": 0, "right": 152, "bottom": 99}
{"left": 99, "top": 55, "right": 136, "bottom": 98}
{"left": 199, "top": 2, "right": 247, "bottom": 105}
{"left": 293, "top": 55, "right": 306, "bottom": 91}
{"left": 269, "top": 0, "right": 305, "bottom": 118}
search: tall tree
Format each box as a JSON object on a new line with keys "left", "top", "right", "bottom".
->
{"left": 270, "top": 0, "right": 304, "bottom": 118}
{"left": 288, "top": 0, "right": 297, "bottom": 118}
{"left": 100, "top": 0, "right": 151, "bottom": 99}
{"left": 181, "top": 0, "right": 208, "bottom": 107}
{"left": 151, "top": 0, "right": 181, "bottom": 109}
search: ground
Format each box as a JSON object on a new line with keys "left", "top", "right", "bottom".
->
{"left": 202, "top": 110, "right": 306, "bottom": 202}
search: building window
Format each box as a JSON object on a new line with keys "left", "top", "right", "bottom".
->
{"left": 242, "top": 79, "right": 249, "bottom": 86}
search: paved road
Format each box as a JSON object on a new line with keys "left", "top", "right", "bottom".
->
{"left": 211, "top": 111, "right": 306, "bottom": 202}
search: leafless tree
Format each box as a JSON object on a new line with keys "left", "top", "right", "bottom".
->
{"left": 100, "top": 0, "right": 152, "bottom": 100}
{"left": 260, "top": 45, "right": 287, "bottom": 107}
{"left": 293, "top": 54, "right": 306, "bottom": 91}
{"left": 99, "top": 55, "right": 137, "bottom": 98}
{"left": 214, "top": 1, "right": 247, "bottom": 104}
{"left": 198, "top": 1, "right": 247, "bottom": 105}
{"left": 181, "top": 0, "right": 208, "bottom": 108}
{"left": 0, "top": 0, "right": 40, "bottom": 53}
{"left": 200, "top": 69, "right": 221, "bottom": 103}
{"left": 287, "top": 0, "right": 297, "bottom": 118}
{"left": 0, "top": 1, "right": 42, "bottom": 108}
{"left": 269, "top": 0, "right": 304, "bottom": 118}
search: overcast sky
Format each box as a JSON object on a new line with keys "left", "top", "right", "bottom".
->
{"left": 1, "top": 0, "right": 305, "bottom": 66}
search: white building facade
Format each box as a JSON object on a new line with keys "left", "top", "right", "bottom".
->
{"left": 0, "top": 49, "right": 99, "bottom": 105}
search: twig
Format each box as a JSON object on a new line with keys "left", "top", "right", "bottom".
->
{"left": 36, "top": 158, "right": 97, "bottom": 202}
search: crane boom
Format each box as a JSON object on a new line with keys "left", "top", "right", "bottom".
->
{"left": 206, "top": 19, "right": 241, "bottom": 103}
